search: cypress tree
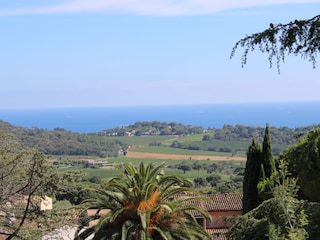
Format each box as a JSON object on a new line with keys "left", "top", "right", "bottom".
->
{"left": 242, "top": 138, "right": 262, "bottom": 214}
{"left": 261, "top": 124, "right": 275, "bottom": 179}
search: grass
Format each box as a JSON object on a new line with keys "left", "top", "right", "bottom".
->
{"left": 58, "top": 164, "right": 231, "bottom": 182}
{"left": 166, "top": 134, "right": 205, "bottom": 143}
{"left": 56, "top": 134, "right": 249, "bottom": 184}
{"left": 163, "top": 168, "right": 230, "bottom": 181}
{"left": 58, "top": 156, "right": 244, "bottom": 182}
{"left": 106, "top": 135, "right": 177, "bottom": 146}
{"left": 111, "top": 134, "right": 286, "bottom": 158}
{"left": 111, "top": 134, "right": 249, "bottom": 157}
{"left": 59, "top": 166, "right": 120, "bottom": 180}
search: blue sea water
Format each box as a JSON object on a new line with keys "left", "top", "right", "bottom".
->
{"left": 0, "top": 102, "right": 319, "bottom": 133}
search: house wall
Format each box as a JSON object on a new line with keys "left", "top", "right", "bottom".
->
{"left": 40, "top": 196, "right": 53, "bottom": 211}
{"left": 206, "top": 210, "right": 242, "bottom": 229}
{"left": 21, "top": 195, "right": 53, "bottom": 211}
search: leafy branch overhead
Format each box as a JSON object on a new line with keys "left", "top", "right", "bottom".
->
{"left": 231, "top": 14, "right": 320, "bottom": 72}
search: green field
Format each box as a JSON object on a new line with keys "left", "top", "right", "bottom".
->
{"left": 56, "top": 134, "right": 249, "bottom": 186}
{"left": 58, "top": 156, "right": 245, "bottom": 182}
{"left": 59, "top": 164, "right": 232, "bottom": 182}
{"left": 108, "top": 135, "right": 177, "bottom": 146}
{"left": 130, "top": 145, "right": 246, "bottom": 157}
{"left": 113, "top": 134, "right": 250, "bottom": 157}
{"left": 117, "top": 134, "right": 287, "bottom": 157}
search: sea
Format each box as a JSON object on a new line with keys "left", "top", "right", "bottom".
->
{"left": 0, "top": 102, "right": 319, "bottom": 133}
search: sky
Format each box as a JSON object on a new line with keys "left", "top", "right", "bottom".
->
{"left": 1, "top": 1, "right": 320, "bottom": 109}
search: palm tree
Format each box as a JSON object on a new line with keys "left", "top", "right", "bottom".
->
{"left": 75, "top": 162, "right": 212, "bottom": 240}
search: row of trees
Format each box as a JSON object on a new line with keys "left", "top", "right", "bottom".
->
{"left": 170, "top": 140, "right": 236, "bottom": 153}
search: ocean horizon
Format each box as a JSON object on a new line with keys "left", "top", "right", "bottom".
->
{"left": 0, "top": 102, "right": 319, "bottom": 133}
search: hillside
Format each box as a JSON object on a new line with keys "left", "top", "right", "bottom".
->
{"left": 0, "top": 119, "right": 319, "bottom": 157}
{"left": 0, "top": 120, "right": 126, "bottom": 157}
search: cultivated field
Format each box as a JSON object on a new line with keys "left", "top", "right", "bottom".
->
{"left": 126, "top": 151, "right": 246, "bottom": 161}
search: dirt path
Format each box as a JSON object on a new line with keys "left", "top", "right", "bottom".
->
{"left": 126, "top": 151, "right": 246, "bottom": 161}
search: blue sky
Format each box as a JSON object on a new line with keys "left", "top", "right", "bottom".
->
{"left": 1, "top": 1, "right": 320, "bottom": 109}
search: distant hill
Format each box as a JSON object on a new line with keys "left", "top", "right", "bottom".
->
{"left": 0, "top": 120, "right": 126, "bottom": 157}
{"left": 210, "top": 124, "right": 320, "bottom": 145}
{"left": 0, "top": 120, "right": 319, "bottom": 157}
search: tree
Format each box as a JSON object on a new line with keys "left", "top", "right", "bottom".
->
{"left": 242, "top": 125, "right": 275, "bottom": 211}
{"left": 228, "top": 160, "right": 309, "bottom": 240}
{"left": 0, "top": 130, "right": 70, "bottom": 239}
{"left": 261, "top": 124, "right": 275, "bottom": 179}
{"left": 192, "top": 161, "right": 202, "bottom": 173}
{"left": 206, "top": 163, "right": 218, "bottom": 173}
{"left": 231, "top": 14, "right": 320, "bottom": 72}
{"left": 177, "top": 162, "right": 191, "bottom": 174}
{"left": 202, "top": 135, "right": 211, "bottom": 141}
{"left": 75, "top": 162, "right": 212, "bottom": 240}
{"left": 281, "top": 128, "right": 320, "bottom": 201}
{"left": 242, "top": 138, "right": 262, "bottom": 214}
{"left": 194, "top": 177, "right": 208, "bottom": 188}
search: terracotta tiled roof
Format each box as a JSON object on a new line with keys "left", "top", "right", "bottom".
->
{"left": 206, "top": 228, "right": 228, "bottom": 240}
{"left": 206, "top": 193, "right": 242, "bottom": 211}
{"left": 173, "top": 193, "right": 242, "bottom": 212}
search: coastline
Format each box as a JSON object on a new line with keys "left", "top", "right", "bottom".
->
{"left": 0, "top": 102, "right": 319, "bottom": 133}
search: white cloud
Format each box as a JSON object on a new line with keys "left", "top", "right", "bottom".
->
{"left": 1, "top": 0, "right": 320, "bottom": 16}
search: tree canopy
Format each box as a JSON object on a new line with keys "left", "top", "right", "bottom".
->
{"left": 242, "top": 138, "right": 262, "bottom": 214}
{"left": 261, "top": 124, "right": 275, "bottom": 179}
{"left": 280, "top": 128, "right": 320, "bottom": 201}
{"left": 0, "top": 130, "right": 73, "bottom": 239}
{"left": 231, "top": 14, "right": 320, "bottom": 72}
{"left": 228, "top": 161, "right": 310, "bottom": 240}
{"left": 75, "top": 162, "right": 212, "bottom": 240}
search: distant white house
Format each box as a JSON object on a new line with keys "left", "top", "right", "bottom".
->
{"left": 39, "top": 196, "right": 53, "bottom": 211}
{"left": 20, "top": 195, "right": 53, "bottom": 211}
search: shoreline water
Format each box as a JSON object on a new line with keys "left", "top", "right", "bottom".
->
{"left": 0, "top": 102, "right": 319, "bottom": 133}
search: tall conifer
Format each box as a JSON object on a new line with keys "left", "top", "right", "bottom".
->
{"left": 262, "top": 124, "right": 275, "bottom": 179}
{"left": 242, "top": 138, "right": 262, "bottom": 214}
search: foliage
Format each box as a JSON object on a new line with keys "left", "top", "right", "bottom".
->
{"left": 301, "top": 201, "right": 320, "bottom": 238}
{"left": 55, "top": 185, "right": 101, "bottom": 205}
{"left": 176, "top": 161, "right": 192, "bottom": 174}
{"left": 242, "top": 138, "right": 262, "bottom": 214}
{"left": 227, "top": 160, "right": 309, "bottom": 240}
{"left": 242, "top": 125, "right": 277, "bottom": 214}
{"left": 212, "top": 124, "right": 316, "bottom": 146}
{"left": 0, "top": 120, "right": 127, "bottom": 157}
{"left": 99, "top": 121, "right": 204, "bottom": 136}
{"left": 168, "top": 124, "right": 320, "bottom": 157}
{"left": 231, "top": 14, "right": 320, "bottom": 72}
{"left": 0, "top": 130, "right": 74, "bottom": 239}
{"left": 59, "top": 158, "right": 242, "bottom": 191}
{"left": 2, "top": 120, "right": 320, "bottom": 158}
{"left": 280, "top": 128, "right": 320, "bottom": 201}
{"left": 110, "top": 135, "right": 176, "bottom": 147}
{"left": 261, "top": 124, "right": 275, "bottom": 180}
{"left": 75, "top": 162, "right": 212, "bottom": 240}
